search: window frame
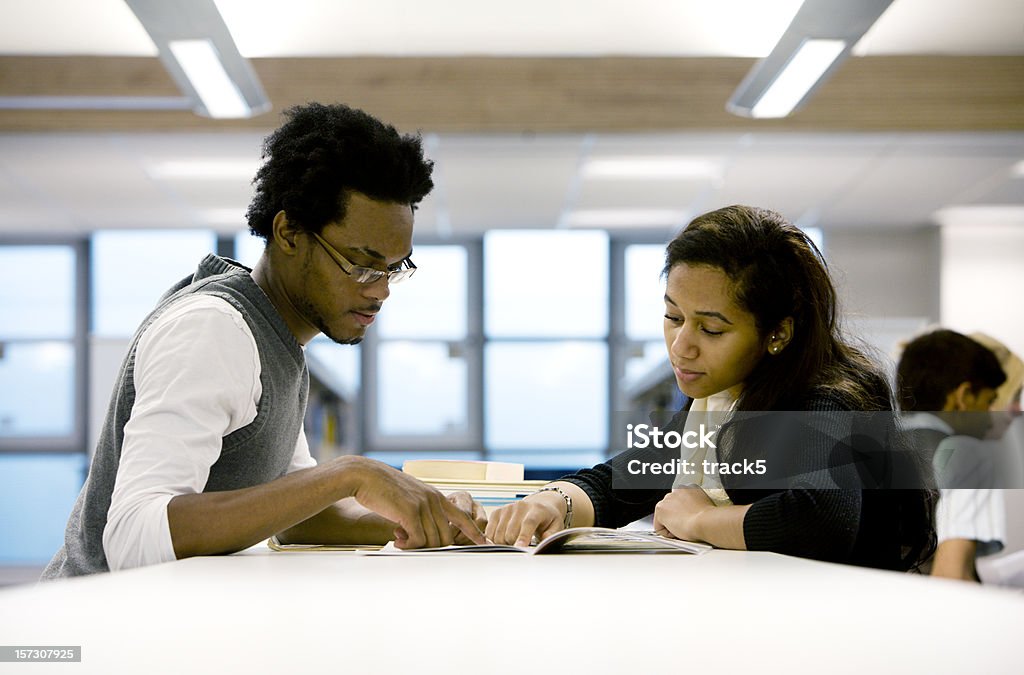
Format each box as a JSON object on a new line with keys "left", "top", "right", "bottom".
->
{"left": 362, "top": 237, "right": 483, "bottom": 453}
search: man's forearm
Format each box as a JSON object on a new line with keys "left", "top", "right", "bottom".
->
{"left": 276, "top": 498, "right": 397, "bottom": 546}
{"left": 166, "top": 456, "right": 365, "bottom": 559}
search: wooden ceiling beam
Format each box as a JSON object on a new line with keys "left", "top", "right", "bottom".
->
{"left": 1, "top": 55, "right": 1021, "bottom": 132}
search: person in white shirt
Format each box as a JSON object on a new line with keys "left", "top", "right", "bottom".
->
{"left": 896, "top": 329, "right": 1007, "bottom": 581}
{"left": 43, "top": 103, "right": 485, "bottom": 579}
{"left": 968, "top": 332, "right": 1024, "bottom": 587}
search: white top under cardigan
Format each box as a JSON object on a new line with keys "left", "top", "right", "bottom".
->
{"left": 672, "top": 390, "right": 735, "bottom": 506}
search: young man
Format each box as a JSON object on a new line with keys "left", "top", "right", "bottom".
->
{"left": 43, "top": 103, "right": 485, "bottom": 579}
{"left": 897, "top": 329, "right": 1007, "bottom": 581}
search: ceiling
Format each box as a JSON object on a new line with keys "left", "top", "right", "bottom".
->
{"left": 1, "top": 0, "right": 1023, "bottom": 237}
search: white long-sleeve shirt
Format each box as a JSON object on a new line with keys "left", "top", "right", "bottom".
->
{"left": 102, "top": 294, "right": 316, "bottom": 571}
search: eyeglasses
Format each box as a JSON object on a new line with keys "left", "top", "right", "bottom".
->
{"left": 311, "top": 232, "right": 416, "bottom": 285}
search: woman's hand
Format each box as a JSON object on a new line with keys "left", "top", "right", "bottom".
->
{"left": 653, "top": 487, "right": 750, "bottom": 549}
{"left": 652, "top": 486, "right": 716, "bottom": 542}
{"left": 486, "top": 491, "right": 567, "bottom": 547}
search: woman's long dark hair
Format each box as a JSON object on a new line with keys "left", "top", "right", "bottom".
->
{"left": 665, "top": 205, "right": 936, "bottom": 570}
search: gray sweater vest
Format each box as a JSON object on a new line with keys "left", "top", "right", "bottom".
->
{"left": 42, "top": 255, "right": 308, "bottom": 578}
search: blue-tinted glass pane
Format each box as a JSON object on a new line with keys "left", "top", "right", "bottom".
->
{"left": 233, "top": 231, "right": 266, "bottom": 269}
{"left": 485, "top": 342, "right": 607, "bottom": 450}
{"left": 378, "top": 246, "right": 467, "bottom": 340}
{"left": 0, "top": 454, "right": 86, "bottom": 564}
{"left": 485, "top": 230, "right": 609, "bottom": 338}
{"left": 0, "top": 342, "right": 74, "bottom": 437}
{"left": 378, "top": 341, "right": 467, "bottom": 436}
{"left": 0, "top": 246, "right": 74, "bottom": 339}
{"left": 306, "top": 339, "right": 361, "bottom": 399}
{"left": 625, "top": 244, "right": 666, "bottom": 341}
{"left": 92, "top": 230, "right": 217, "bottom": 337}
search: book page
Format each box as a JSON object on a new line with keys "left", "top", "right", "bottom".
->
{"left": 266, "top": 538, "right": 384, "bottom": 552}
{"left": 362, "top": 541, "right": 528, "bottom": 555}
{"left": 357, "top": 528, "right": 711, "bottom": 555}
{"left": 534, "top": 528, "right": 711, "bottom": 554}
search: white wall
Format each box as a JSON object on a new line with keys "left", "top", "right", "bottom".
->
{"left": 941, "top": 224, "right": 1024, "bottom": 362}
{"left": 826, "top": 227, "right": 941, "bottom": 324}
{"left": 941, "top": 224, "right": 1024, "bottom": 556}
{"left": 824, "top": 227, "right": 939, "bottom": 372}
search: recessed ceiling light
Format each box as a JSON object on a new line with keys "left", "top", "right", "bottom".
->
{"left": 565, "top": 209, "right": 689, "bottom": 228}
{"left": 582, "top": 157, "right": 722, "bottom": 180}
{"left": 147, "top": 160, "right": 259, "bottom": 179}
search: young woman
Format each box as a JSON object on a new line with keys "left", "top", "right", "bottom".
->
{"left": 486, "top": 205, "right": 936, "bottom": 571}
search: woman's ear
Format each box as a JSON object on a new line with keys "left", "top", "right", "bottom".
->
{"left": 270, "top": 210, "right": 301, "bottom": 256}
{"left": 766, "top": 317, "right": 794, "bottom": 356}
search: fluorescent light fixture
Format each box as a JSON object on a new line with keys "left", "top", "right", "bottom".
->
{"left": 148, "top": 159, "right": 260, "bottom": 179}
{"left": 1012, "top": 160, "right": 1024, "bottom": 177}
{"left": 749, "top": 39, "right": 846, "bottom": 118}
{"left": 0, "top": 96, "right": 191, "bottom": 111}
{"left": 124, "top": 0, "right": 271, "bottom": 119}
{"left": 169, "top": 40, "right": 249, "bottom": 119}
{"left": 582, "top": 157, "right": 722, "bottom": 180}
{"left": 727, "top": 0, "right": 894, "bottom": 119}
{"left": 565, "top": 209, "right": 689, "bottom": 228}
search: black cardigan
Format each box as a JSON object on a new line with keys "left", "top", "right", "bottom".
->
{"left": 560, "top": 393, "right": 916, "bottom": 570}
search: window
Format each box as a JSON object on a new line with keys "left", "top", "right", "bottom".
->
{"left": 483, "top": 231, "right": 610, "bottom": 462}
{"left": 367, "top": 245, "right": 476, "bottom": 451}
{"left": 92, "top": 230, "right": 217, "bottom": 337}
{"left": 377, "top": 341, "right": 468, "bottom": 436}
{"left": 0, "top": 453, "right": 87, "bottom": 563}
{"left": 484, "top": 230, "right": 608, "bottom": 338}
{"left": 622, "top": 243, "right": 669, "bottom": 387}
{"left": 485, "top": 341, "right": 608, "bottom": 458}
{"left": 233, "top": 231, "right": 265, "bottom": 269}
{"left": 0, "top": 244, "right": 82, "bottom": 446}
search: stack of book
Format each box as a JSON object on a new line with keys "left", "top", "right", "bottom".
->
{"left": 402, "top": 460, "right": 547, "bottom": 515}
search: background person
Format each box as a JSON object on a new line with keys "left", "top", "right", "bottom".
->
{"left": 896, "top": 329, "right": 1007, "bottom": 581}
{"left": 969, "top": 332, "right": 1024, "bottom": 587}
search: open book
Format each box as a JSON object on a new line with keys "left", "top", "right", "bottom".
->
{"left": 267, "top": 537, "right": 383, "bottom": 552}
{"left": 365, "top": 527, "right": 712, "bottom": 555}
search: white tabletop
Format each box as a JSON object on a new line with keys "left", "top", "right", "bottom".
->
{"left": 1, "top": 544, "right": 1021, "bottom": 674}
